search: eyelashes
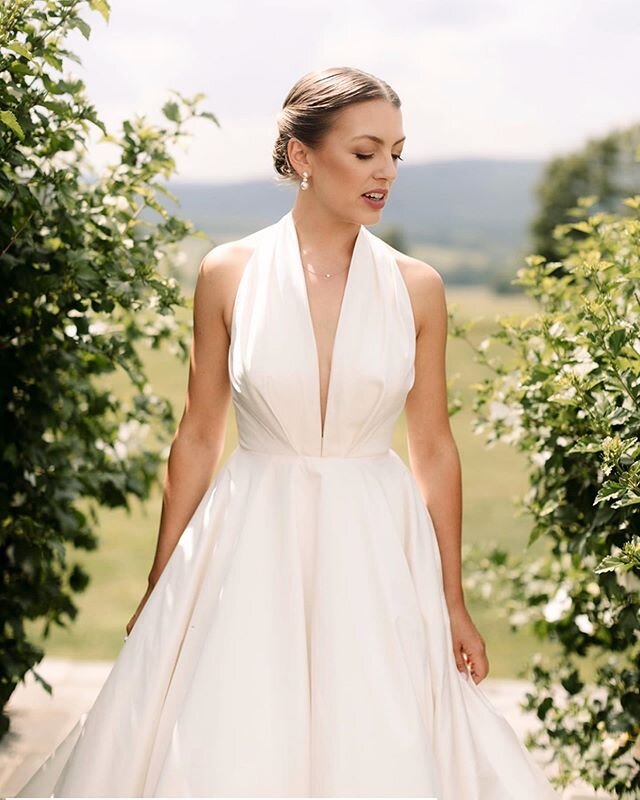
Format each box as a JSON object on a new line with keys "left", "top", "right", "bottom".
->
{"left": 355, "top": 153, "right": 404, "bottom": 162}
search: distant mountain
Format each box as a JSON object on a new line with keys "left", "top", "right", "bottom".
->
{"left": 160, "top": 158, "right": 546, "bottom": 288}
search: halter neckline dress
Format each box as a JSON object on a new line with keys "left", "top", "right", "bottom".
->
{"left": 16, "top": 209, "right": 560, "bottom": 799}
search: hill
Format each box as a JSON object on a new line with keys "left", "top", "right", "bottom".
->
{"left": 159, "top": 158, "right": 545, "bottom": 289}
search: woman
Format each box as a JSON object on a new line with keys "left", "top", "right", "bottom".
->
{"left": 16, "top": 66, "right": 560, "bottom": 799}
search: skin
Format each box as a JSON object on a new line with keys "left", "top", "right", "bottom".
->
{"left": 125, "top": 98, "right": 489, "bottom": 686}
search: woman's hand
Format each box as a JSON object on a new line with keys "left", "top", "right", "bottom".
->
{"left": 125, "top": 578, "right": 157, "bottom": 638}
{"left": 447, "top": 601, "right": 489, "bottom": 684}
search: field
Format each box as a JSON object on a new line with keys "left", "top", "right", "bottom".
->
{"left": 24, "top": 285, "right": 567, "bottom": 680}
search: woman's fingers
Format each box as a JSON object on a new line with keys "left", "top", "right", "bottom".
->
{"left": 463, "top": 646, "right": 489, "bottom": 683}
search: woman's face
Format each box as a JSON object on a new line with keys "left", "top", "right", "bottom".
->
{"left": 293, "top": 98, "right": 405, "bottom": 222}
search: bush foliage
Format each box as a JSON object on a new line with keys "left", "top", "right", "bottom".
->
{"left": 456, "top": 189, "right": 640, "bottom": 796}
{"left": 0, "top": 0, "right": 217, "bottom": 736}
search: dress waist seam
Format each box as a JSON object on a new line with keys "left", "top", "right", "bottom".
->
{"left": 236, "top": 443, "right": 394, "bottom": 462}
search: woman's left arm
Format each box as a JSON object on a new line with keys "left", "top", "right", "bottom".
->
{"left": 403, "top": 259, "right": 489, "bottom": 683}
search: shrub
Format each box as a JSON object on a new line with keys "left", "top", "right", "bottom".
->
{"left": 455, "top": 190, "right": 640, "bottom": 796}
{"left": 0, "top": 0, "right": 218, "bottom": 736}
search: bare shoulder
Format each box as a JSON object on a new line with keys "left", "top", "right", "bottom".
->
{"left": 380, "top": 241, "right": 445, "bottom": 337}
{"left": 197, "top": 232, "right": 260, "bottom": 338}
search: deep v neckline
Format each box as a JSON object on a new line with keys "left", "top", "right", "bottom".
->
{"left": 287, "top": 212, "right": 365, "bottom": 451}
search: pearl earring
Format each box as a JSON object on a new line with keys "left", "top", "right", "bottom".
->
{"left": 300, "top": 171, "right": 309, "bottom": 191}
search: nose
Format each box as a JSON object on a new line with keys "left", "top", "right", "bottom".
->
{"left": 375, "top": 154, "right": 396, "bottom": 182}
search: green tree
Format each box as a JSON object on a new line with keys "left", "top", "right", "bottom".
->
{"left": 455, "top": 187, "right": 640, "bottom": 796}
{"left": 0, "top": 0, "right": 218, "bottom": 737}
{"left": 531, "top": 123, "right": 640, "bottom": 263}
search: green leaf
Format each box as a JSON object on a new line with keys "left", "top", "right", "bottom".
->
{"left": 88, "top": 0, "right": 111, "bottom": 22}
{"left": 198, "top": 110, "right": 220, "bottom": 126}
{"left": 622, "top": 195, "right": 640, "bottom": 209}
{"left": 71, "top": 17, "right": 92, "bottom": 40}
{"left": 41, "top": 99, "right": 69, "bottom": 115}
{"left": 6, "top": 40, "right": 32, "bottom": 59}
{"left": 560, "top": 669, "right": 584, "bottom": 695}
{"left": 161, "top": 100, "right": 181, "bottom": 123}
{"left": 595, "top": 554, "right": 626, "bottom": 573}
{"left": 577, "top": 194, "right": 599, "bottom": 208}
{"left": 608, "top": 328, "right": 628, "bottom": 355}
{"left": 570, "top": 221, "right": 593, "bottom": 234}
{"left": 10, "top": 60, "right": 35, "bottom": 76}
{"left": 594, "top": 482, "right": 624, "bottom": 503}
{"left": 613, "top": 495, "right": 640, "bottom": 508}
{"left": 536, "top": 695, "right": 554, "bottom": 721}
{"left": 43, "top": 50, "right": 63, "bottom": 71}
{"left": 0, "top": 109, "right": 25, "bottom": 140}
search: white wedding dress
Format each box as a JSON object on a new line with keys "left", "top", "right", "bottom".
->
{"left": 15, "top": 209, "right": 561, "bottom": 798}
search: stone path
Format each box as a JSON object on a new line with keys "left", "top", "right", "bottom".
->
{"left": 0, "top": 657, "right": 610, "bottom": 799}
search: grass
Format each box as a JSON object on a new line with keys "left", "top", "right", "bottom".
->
{"left": 25, "top": 285, "right": 565, "bottom": 679}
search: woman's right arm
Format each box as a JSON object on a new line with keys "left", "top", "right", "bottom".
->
{"left": 145, "top": 245, "right": 237, "bottom": 589}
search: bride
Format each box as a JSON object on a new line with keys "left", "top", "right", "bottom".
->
{"left": 15, "top": 65, "right": 560, "bottom": 799}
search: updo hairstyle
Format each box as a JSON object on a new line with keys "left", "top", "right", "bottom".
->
{"left": 272, "top": 66, "right": 401, "bottom": 186}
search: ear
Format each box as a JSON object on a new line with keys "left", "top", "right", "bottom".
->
{"left": 287, "top": 137, "right": 311, "bottom": 178}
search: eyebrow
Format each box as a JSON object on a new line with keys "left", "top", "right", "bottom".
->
{"left": 351, "top": 134, "right": 406, "bottom": 146}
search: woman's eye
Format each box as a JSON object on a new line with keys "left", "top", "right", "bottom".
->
{"left": 355, "top": 153, "right": 404, "bottom": 161}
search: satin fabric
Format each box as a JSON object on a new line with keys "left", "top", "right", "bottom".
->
{"left": 16, "top": 209, "right": 560, "bottom": 798}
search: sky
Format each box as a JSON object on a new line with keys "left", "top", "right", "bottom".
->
{"left": 66, "top": 0, "right": 639, "bottom": 184}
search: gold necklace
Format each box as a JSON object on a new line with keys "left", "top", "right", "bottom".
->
{"left": 302, "top": 263, "right": 350, "bottom": 279}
